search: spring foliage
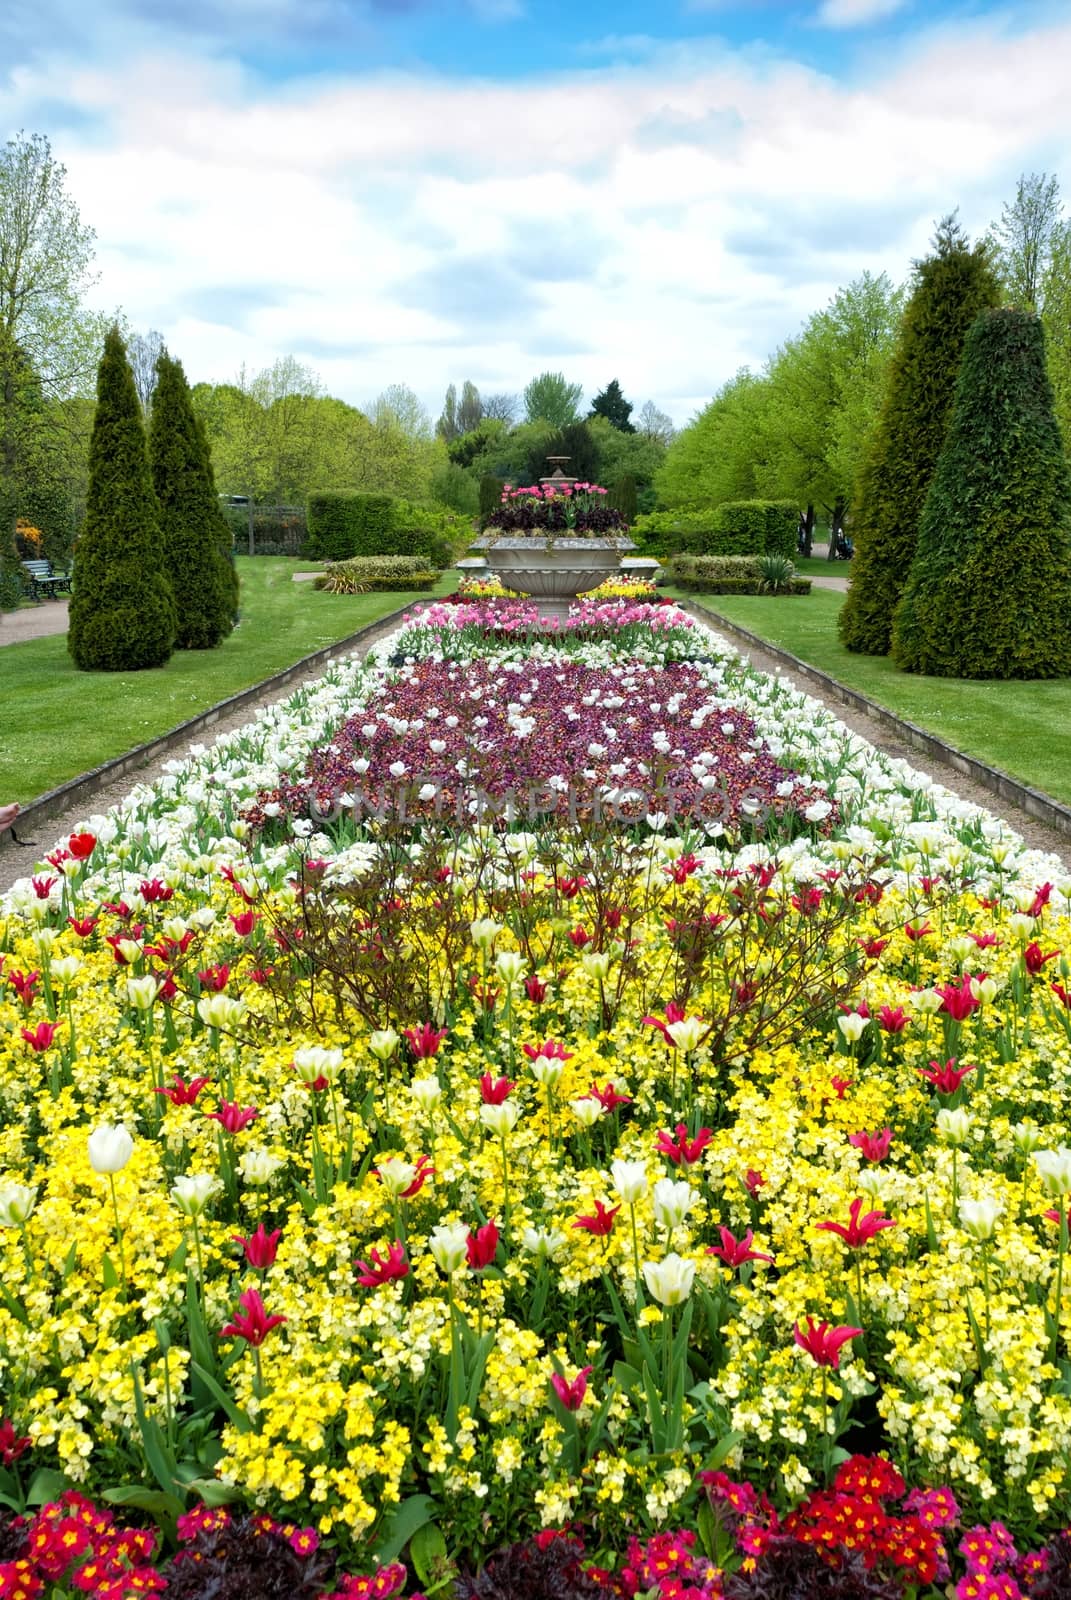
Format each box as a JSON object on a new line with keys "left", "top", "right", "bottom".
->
{"left": 892, "top": 308, "right": 1071, "bottom": 679}
{"left": 67, "top": 326, "right": 176, "bottom": 671}
{"left": 838, "top": 220, "right": 999, "bottom": 656}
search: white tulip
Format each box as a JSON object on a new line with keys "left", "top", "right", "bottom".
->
{"left": 480, "top": 1101, "right": 520, "bottom": 1137}
{"left": 570, "top": 1097, "right": 605, "bottom": 1129}
{"left": 368, "top": 1028, "right": 400, "bottom": 1062}
{"left": 410, "top": 1076, "right": 442, "bottom": 1112}
{"left": 837, "top": 1013, "right": 867, "bottom": 1043}
{"left": 494, "top": 951, "right": 525, "bottom": 985}
{"left": 652, "top": 1177, "right": 694, "bottom": 1231}
{"left": 88, "top": 1124, "right": 134, "bottom": 1175}
{"left": 240, "top": 1148, "right": 283, "bottom": 1185}
{"left": 642, "top": 1252, "right": 696, "bottom": 1306}
{"left": 429, "top": 1221, "right": 470, "bottom": 1275}
{"left": 171, "top": 1173, "right": 219, "bottom": 1218}
{"left": 0, "top": 1182, "right": 37, "bottom": 1227}
{"left": 959, "top": 1196, "right": 1002, "bottom": 1241}
{"left": 529, "top": 1055, "right": 564, "bottom": 1091}
{"left": 1034, "top": 1147, "right": 1071, "bottom": 1198}
{"left": 611, "top": 1159, "right": 648, "bottom": 1204}
{"left": 935, "top": 1108, "right": 973, "bottom": 1147}
{"left": 292, "top": 1045, "right": 344, "bottom": 1084}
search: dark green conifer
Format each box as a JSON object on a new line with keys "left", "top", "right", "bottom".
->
{"left": 839, "top": 218, "right": 999, "bottom": 654}
{"left": 892, "top": 308, "right": 1071, "bottom": 678}
{"left": 68, "top": 326, "right": 176, "bottom": 671}
{"left": 149, "top": 350, "right": 236, "bottom": 647}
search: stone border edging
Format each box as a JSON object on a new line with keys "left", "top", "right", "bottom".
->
{"left": 682, "top": 599, "right": 1071, "bottom": 842}
{"left": 0, "top": 606, "right": 412, "bottom": 850}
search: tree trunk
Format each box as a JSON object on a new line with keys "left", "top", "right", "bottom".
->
{"left": 828, "top": 500, "right": 846, "bottom": 559}
{"left": 798, "top": 503, "right": 815, "bottom": 558}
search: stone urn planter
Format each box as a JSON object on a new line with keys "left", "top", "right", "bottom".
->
{"left": 469, "top": 532, "right": 635, "bottom": 599}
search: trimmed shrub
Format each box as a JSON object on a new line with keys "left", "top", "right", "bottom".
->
{"left": 609, "top": 471, "right": 638, "bottom": 525}
{"left": 635, "top": 502, "right": 795, "bottom": 559}
{"left": 892, "top": 308, "right": 1071, "bottom": 679}
{"left": 305, "top": 492, "right": 455, "bottom": 566}
{"left": 150, "top": 352, "right": 235, "bottom": 649}
{"left": 764, "top": 499, "right": 798, "bottom": 559}
{"left": 315, "top": 555, "right": 442, "bottom": 594}
{"left": 839, "top": 218, "right": 1000, "bottom": 655}
{"left": 68, "top": 326, "right": 177, "bottom": 672}
{"left": 479, "top": 474, "right": 503, "bottom": 526}
{"left": 18, "top": 483, "right": 75, "bottom": 566}
{"left": 669, "top": 554, "right": 810, "bottom": 594}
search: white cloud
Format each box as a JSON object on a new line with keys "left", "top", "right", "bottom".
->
{"left": 815, "top": 0, "right": 908, "bottom": 26}
{"left": 2, "top": 12, "right": 1069, "bottom": 424}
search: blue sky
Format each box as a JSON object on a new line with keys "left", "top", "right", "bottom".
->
{"left": 2, "top": 0, "right": 1069, "bottom": 425}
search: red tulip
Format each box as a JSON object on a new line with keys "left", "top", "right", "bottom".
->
{"left": 918, "top": 1058, "right": 975, "bottom": 1095}
{"left": 21, "top": 1021, "right": 60, "bottom": 1053}
{"left": 587, "top": 1082, "right": 633, "bottom": 1112}
{"left": 934, "top": 976, "right": 980, "bottom": 1021}
{"left": 743, "top": 1169, "right": 767, "bottom": 1198}
{"left": 197, "top": 963, "right": 230, "bottom": 992}
{"left": 794, "top": 1318, "right": 863, "bottom": 1369}
{"left": 207, "top": 1101, "right": 258, "bottom": 1134}
{"left": 0, "top": 1419, "right": 31, "bottom": 1466}
{"left": 230, "top": 911, "right": 258, "bottom": 938}
{"left": 1053, "top": 983, "right": 1071, "bottom": 1010}
{"left": 970, "top": 931, "right": 1000, "bottom": 950}
{"left": 904, "top": 921, "right": 932, "bottom": 942}
{"left": 655, "top": 1122, "right": 713, "bottom": 1167}
{"left": 1024, "top": 943, "right": 1058, "bottom": 977}
{"left": 479, "top": 1073, "right": 515, "bottom": 1104}
{"left": 830, "top": 1076, "right": 854, "bottom": 1099}
{"left": 67, "top": 832, "right": 97, "bottom": 860}
{"left": 466, "top": 1220, "right": 499, "bottom": 1270}
{"left": 573, "top": 1199, "right": 620, "bottom": 1236}
{"left": 67, "top": 916, "right": 98, "bottom": 938}
{"left": 355, "top": 1241, "right": 409, "bottom": 1287}
{"left": 550, "top": 1366, "right": 593, "bottom": 1411}
{"left": 858, "top": 937, "right": 889, "bottom": 959}
{"left": 641, "top": 1001, "right": 687, "bottom": 1046}
{"left": 706, "top": 1227, "right": 774, "bottom": 1269}
{"left": 403, "top": 1023, "right": 448, "bottom": 1059}
{"left": 233, "top": 1224, "right": 282, "bottom": 1270}
{"left": 522, "top": 1038, "right": 573, "bottom": 1062}
{"left": 155, "top": 1075, "right": 210, "bottom": 1106}
{"left": 567, "top": 926, "right": 591, "bottom": 948}
{"left": 815, "top": 1197, "right": 896, "bottom": 1250}
{"left": 524, "top": 974, "right": 548, "bottom": 1004}
{"left": 848, "top": 1128, "right": 893, "bottom": 1163}
{"left": 1029, "top": 882, "right": 1053, "bottom": 918}
{"left": 139, "top": 878, "right": 174, "bottom": 904}
{"left": 877, "top": 1006, "right": 909, "bottom": 1034}
{"left": 31, "top": 876, "right": 56, "bottom": 900}
{"left": 220, "top": 1288, "right": 286, "bottom": 1347}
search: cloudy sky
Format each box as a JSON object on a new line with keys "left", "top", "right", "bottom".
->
{"left": 2, "top": 0, "right": 1069, "bottom": 426}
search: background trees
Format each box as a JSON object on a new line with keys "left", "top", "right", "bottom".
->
{"left": 523, "top": 371, "right": 583, "bottom": 429}
{"left": 0, "top": 131, "right": 104, "bottom": 608}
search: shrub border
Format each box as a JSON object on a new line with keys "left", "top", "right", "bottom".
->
{"left": 682, "top": 599, "right": 1071, "bottom": 843}
{"left": 0, "top": 606, "right": 413, "bottom": 848}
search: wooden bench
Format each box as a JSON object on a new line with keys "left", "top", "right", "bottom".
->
{"left": 21, "top": 559, "right": 72, "bottom": 601}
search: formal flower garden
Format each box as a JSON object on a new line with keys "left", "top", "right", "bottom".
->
{"left": 2, "top": 596, "right": 1071, "bottom": 1597}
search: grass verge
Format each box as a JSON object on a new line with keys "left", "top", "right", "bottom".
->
{"left": 1, "top": 559, "right": 456, "bottom": 802}
{"left": 672, "top": 586, "right": 1071, "bottom": 808}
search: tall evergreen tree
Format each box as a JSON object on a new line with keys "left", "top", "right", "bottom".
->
{"left": 892, "top": 308, "right": 1071, "bottom": 679}
{"left": 838, "top": 218, "right": 999, "bottom": 655}
{"left": 589, "top": 379, "right": 635, "bottom": 433}
{"left": 68, "top": 326, "right": 176, "bottom": 670}
{"left": 150, "top": 350, "right": 236, "bottom": 648}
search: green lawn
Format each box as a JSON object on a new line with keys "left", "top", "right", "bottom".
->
{"left": 672, "top": 586, "right": 1071, "bottom": 807}
{"left": 2, "top": 559, "right": 456, "bottom": 803}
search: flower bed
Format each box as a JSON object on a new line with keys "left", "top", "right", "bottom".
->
{"left": 1, "top": 607, "right": 1070, "bottom": 1597}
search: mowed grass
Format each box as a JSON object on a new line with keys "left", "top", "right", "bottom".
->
{"left": 671, "top": 586, "right": 1071, "bottom": 807}
{"left": 1, "top": 559, "right": 456, "bottom": 802}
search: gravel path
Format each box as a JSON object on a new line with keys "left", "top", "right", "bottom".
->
{"left": 0, "top": 599, "right": 69, "bottom": 645}
{"left": 2, "top": 612, "right": 1067, "bottom": 892}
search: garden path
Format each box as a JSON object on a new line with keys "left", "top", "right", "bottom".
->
{"left": 0, "top": 599, "right": 68, "bottom": 645}
{"left": 1, "top": 615, "right": 1067, "bottom": 893}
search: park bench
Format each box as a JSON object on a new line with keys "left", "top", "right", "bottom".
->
{"left": 21, "top": 558, "right": 72, "bottom": 601}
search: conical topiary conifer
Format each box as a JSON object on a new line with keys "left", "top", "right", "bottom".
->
{"left": 192, "top": 409, "right": 240, "bottom": 623}
{"left": 68, "top": 326, "right": 176, "bottom": 671}
{"left": 838, "top": 218, "right": 999, "bottom": 655}
{"left": 892, "top": 308, "right": 1071, "bottom": 679}
{"left": 150, "top": 351, "right": 236, "bottom": 648}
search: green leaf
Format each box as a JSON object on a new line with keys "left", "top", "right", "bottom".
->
{"left": 61, "top": 1241, "right": 79, "bottom": 1282}
{"left": 375, "top": 1493, "right": 439, "bottom": 1564}
{"left": 101, "top": 1253, "right": 120, "bottom": 1291}
{"left": 102, "top": 1485, "right": 184, "bottom": 1520}
{"left": 25, "top": 1467, "right": 71, "bottom": 1507}
{"left": 0, "top": 1282, "right": 28, "bottom": 1326}
{"left": 185, "top": 1270, "right": 215, "bottom": 1376}
{"left": 130, "top": 1364, "right": 180, "bottom": 1497}
{"left": 182, "top": 1476, "right": 245, "bottom": 1507}
{"left": 189, "top": 1361, "right": 254, "bottom": 1435}
{"left": 410, "top": 1523, "right": 448, "bottom": 1585}
{"left": 612, "top": 1360, "right": 643, "bottom": 1393}
{"left": 703, "top": 1431, "right": 745, "bottom": 1471}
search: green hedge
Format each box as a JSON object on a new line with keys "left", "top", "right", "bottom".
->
{"left": 315, "top": 555, "right": 442, "bottom": 594}
{"left": 669, "top": 554, "right": 810, "bottom": 594}
{"left": 305, "top": 492, "right": 459, "bottom": 566}
{"left": 634, "top": 500, "right": 797, "bottom": 558}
